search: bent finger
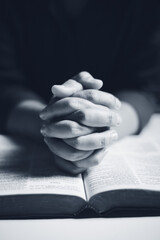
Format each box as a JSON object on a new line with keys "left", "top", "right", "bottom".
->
{"left": 44, "top": 137, "right": 93, "bottom": 161}
{"left": 64, "top": 130, "right": 118, "bottom": 150}
{"left": 51, "top": 79, "right": 83, "bottom": 98}
{"left": 73, "top": 89, "right": 121, "bottom": 110}
{"left": 73, "top": 71, "right": 103, "bottom": 90}
{"left": 40, "top": 97, "right": 96, "bottom": 120}
{"left": 51, "top": 72, "right": 103, "bottom": 98}
{"left": 68, "top": 108, "right": 122, "bottom": 127}
{"left": 41, "top": 120, "right": 96, "bottom": 138}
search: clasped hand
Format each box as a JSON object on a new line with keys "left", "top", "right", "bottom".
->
{"left": 40, "top": 72, "right": 121, "bottom": 174}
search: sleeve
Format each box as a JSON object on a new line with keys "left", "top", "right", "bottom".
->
{"left": 0, "top": 1, "right": 44, "bottom": 133}
{"left": 116, "top": 0, "right": 160, "bottom": 132}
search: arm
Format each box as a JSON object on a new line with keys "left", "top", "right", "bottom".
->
{"left": 110, "top": 0, "right": 160, "bottom": 134}
{"left": 0, "top": 2, "right": 46, "bottom": 139}
{"left": 111, "top": 101, "right": 139, "bottom": 140}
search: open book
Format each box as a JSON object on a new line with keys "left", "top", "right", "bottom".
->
{"left": 0, "top": 114, "right": 160, "bottom": 219}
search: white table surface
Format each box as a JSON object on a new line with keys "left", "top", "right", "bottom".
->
{"left": 0, "top": 217, "right": 160, "bottom": 240}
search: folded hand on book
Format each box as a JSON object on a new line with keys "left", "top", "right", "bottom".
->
{"left": 40, "top": 72, "right": 122, "bottom": 174}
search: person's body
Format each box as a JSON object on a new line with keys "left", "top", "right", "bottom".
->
{"left": 0, "top": 0, "right": 160, "bottom": 174}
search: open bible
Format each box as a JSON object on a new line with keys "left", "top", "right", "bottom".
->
{"left": 0, "top": 114, "right": 160, "bottom": 219}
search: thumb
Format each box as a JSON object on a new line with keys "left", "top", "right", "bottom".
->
{"left": 51, "top": 79, "right": 83, "bottom": 98}
{"left": 73, "top": 71, "right": 103, "bottom": 90}
{"left": 51, "top": 71, "right": 103, "bottom": 98}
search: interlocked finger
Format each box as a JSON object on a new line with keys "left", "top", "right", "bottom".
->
{"left": 68, "top": 108, "right": 122, "bottom": 127}
{"left": 41, "top": 120, "right": 96, "bottom": 138}
{"left": 44, "top": 137, "right": 93, "bottom": 161}
{"left": 64, "top": 130, "right": 118, "bottom": 150}
{"left": 73, "top": 89, "right": 121, "bottom": 110}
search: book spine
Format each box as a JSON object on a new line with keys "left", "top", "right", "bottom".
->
{"left": 74, "top": 203, "right": 99, "bottom": 217}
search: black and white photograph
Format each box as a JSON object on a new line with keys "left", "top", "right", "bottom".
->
{"left": 0, "top": 0, "right": 160, "bottom": 239}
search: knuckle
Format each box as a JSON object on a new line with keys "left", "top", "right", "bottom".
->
{"left": 69, "top": 122, "right": 80, "bottom": 136}
{"left": 71, "top": 137, "right": 81, "bottom": 149}
{"left": 64, "top": 121, "right": 78, "bottom": 136}
{"left": 108, "top": 111, "right": 114, "bottom": 125}
{"left": 76, "top": 110, "right": 86, "bottom": 122}
{"left": 63, "top": 98, "right": 72, "bottom": 109}
{"left": 65, "top": 98, "right": 77, "bottom": 110}
{"left": 100, "top": 136, "right": 107, "bottom": 148}
{"left": 87, "top": 90, "right": 97, "bottom": 102}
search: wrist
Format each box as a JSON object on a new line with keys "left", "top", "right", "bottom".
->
{"left": 111, "top": 101, "right": 140, "bottom": 139}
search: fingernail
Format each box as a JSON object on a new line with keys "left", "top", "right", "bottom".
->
{"left": 116, "top": 115, "right": 122, "bottom": 126}
{"left": 115, "top": 98, "right": 121, "bottom": 110}
{"left": 111, "top": 131, "right": 118, "bottom": 142}
{"left": 39, "top": 113, "right": 46, "bottom": 120}
{"left": 40, "top": 125, "right": 47, "bottom": 136}
{"left": 39, "top": 108, "right": 47, "bottom": 119}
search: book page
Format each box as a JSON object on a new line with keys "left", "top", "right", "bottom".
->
{"left": 83, "top": 114, "right": 160, "bottom": 200}
{"left": 0, "top": 136, "right": 86, "bottom": 200}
